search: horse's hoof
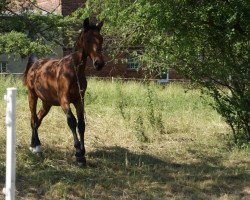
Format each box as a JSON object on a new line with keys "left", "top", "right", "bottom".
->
{"left": 77, "top": 162, "right": 86, "bottom": 167}
{"left": 76, "top": 157, "right": 86, "bottom": 167}
{"left": 29, "top": 146, "right": 42, "bottom": 154}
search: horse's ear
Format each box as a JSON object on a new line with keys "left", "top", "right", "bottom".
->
{"left": 96, "top": 21, "right": 103, "bottom": 31}
{"left": 83, "top": 18, "right": 90, "bottom": 30}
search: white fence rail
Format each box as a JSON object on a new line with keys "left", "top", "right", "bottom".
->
{"left": 3, "top": 88, "right": 17, "bottom": 200}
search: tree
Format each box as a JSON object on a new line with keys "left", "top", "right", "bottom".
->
{"left": 0, "top": 0, "right": 89, "bottom": 56}
{"left": 86, "top": 0, "right": 250, "bottom": 145}
{"left": 0, "top": 0, "right": 57, "bottom": 55}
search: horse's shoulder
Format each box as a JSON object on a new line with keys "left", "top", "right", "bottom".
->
{"left": 32, "top": 58, "right": 59, "bottom": 71}
{"left": 59, "top": 55, "right": 73, "bottom": 64}
{"left": 58, "top": 55, "right": 74, "bottom": 70}
{"left": 56, "top": 56, "right": 75, "bottom": 80}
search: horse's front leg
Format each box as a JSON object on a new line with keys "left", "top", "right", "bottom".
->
{"left": 74, "top": 101, "right": 86, "bottom": 162}
{"left": 61, "top": 100, "right": 86, "bottom": 166}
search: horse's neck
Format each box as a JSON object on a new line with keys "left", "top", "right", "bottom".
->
{"left": 73, "top": 48, "right": 85, "bottom": 65}
{"left": 73, "top": 35, "right": 88, "bottom": 77}
{"left": 72, "top": 50, "right": 87, "bottom": 78}
{"left": 74, "top": 33, "right": 87, "bottom": 63}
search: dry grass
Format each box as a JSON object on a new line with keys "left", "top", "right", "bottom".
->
{"left": 0, "top": 76, "right": 249, "bottom": 200}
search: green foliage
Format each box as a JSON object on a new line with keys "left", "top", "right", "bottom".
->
{"left": 135, "top": 113, "right": 148, "bottom": 143}
{"left": 0, "top": 31, "right": 52, "bottom": 56}
{"left": 145, "top": 82, "right": 165, "bottom": 134}
{"left": 86, "top": 85, "right": 185, "bottom": 143}
{"left": 0, "top": 75, "right": 27, "bottom": 96}
{"left": 115, "top": 81, "right": 131, "bottom": 121}
{"left": 0, "top": 1, "right": 90, "bottom": 56}
{"left": 86, "top": 0, "right": 250, "bottom": 145}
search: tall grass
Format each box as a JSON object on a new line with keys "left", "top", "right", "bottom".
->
{"left": 0, "top": 75, "right": 27, "bottom": 97}
{"left": 0, "top": 76, "right": 249, "bottom": 200}
{"left": 84, "top": 78, "right": 218, "bottom": 142}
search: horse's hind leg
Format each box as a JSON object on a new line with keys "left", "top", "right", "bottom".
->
{"left": 31, "top": 102, "right": 51, "bottom": 153}
{"left": 28, "top": 89, "right": 40, "bottom": 153}
{"left": 28, "top": 90, "right": 51, "bottom": 153}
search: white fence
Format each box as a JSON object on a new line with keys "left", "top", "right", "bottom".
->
{"left": 3, "top": 88, "right": 17, "bottom": 200}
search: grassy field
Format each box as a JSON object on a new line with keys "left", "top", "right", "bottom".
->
{"left": 0, "top": 76, "right": 249, "bottom": 200}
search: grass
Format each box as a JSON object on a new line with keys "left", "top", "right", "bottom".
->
{"left": 0, "top": 76, "right": 249, "bottom": 199}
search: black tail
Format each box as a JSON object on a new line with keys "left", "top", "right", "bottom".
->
{"left": 23, "top": 54, "right": 38, "bottom": 85}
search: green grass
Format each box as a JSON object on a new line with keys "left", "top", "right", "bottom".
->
{"left": 0, "top": 76, "right": 249, "bottom": 200}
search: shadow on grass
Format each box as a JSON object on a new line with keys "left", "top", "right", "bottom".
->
{"left": 0, "top": 146, "right": 249, "bottom": 199}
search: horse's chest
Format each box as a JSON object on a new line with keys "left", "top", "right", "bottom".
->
{"left": 69, "top": 82, "right": 84, "bottom": 102}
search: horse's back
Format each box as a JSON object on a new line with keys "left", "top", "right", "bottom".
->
{"left": 26, "top": 58, "right": 62, "bottom": 105}
{"left": 26, "top": 58, "right": 59, "bottom": 86}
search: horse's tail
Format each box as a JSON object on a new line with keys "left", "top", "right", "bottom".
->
{"left": 23, "top": 54, "right": 38, "bottom": 85}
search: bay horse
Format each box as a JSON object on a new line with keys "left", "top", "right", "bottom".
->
{"left": 23, "top": 18, "right": 105, "bottom": 166}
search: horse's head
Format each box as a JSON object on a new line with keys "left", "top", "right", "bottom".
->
{"left": 77, "top": 18, "right": 105, "bottom": 71}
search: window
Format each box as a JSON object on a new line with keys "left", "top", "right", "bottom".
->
{"left": 127, "top": 56, "right": 139, "bottom": 70}
{"left": 0, "top": 61, "right": 8, "bottom": 73}
{"left": 157, "top": 70, "right": 169, "bottom": 84}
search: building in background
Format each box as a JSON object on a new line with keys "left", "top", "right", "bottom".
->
{"left": 0, "top": 0, "right": 182, "bottom": 81}
{"left": 0, "top": 0, "right": 62, "bottom": 74}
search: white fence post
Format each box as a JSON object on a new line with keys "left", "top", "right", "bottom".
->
{"left": 3, "top": 88, "right": 17, "bottom": 200}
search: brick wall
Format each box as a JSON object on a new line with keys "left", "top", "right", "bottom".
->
{"left": 36, "top": 0, "right": 61, "bottom": 13}
{"left": 85, "top": 56, "right": 146, "bottom": 79}
{"left": 61, "top": 0, "right": 85, "bottom": 16}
